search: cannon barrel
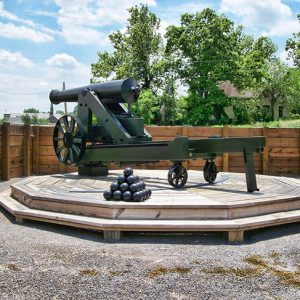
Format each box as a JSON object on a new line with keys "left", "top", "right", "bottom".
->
{"left": 49, "top": 78, "right": 140, "bottom": 105}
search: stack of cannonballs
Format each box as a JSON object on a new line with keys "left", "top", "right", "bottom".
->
{"left": 103, "top": 167, "right": 151, "bottom": 202}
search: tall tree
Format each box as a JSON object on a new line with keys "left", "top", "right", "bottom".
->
{"left": 91, "top": 4, "right": 163, "bottom": 90}
{"left": 166, "top": 9, "right": 244, "bottom": 125}
{"left": 165, "top": 8, "right": 277, "bottom": 125}
{"left": 286, "top": 13, "right": 300, "bottom": 68}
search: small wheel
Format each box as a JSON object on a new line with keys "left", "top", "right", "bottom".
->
{"left": 53, "top": 115, "right": 86, "bottom": 165}
{"left": 203, "top": 159, "right": 218, "bottom": 183}
{"left": 168, "top": 162, "right": 188, "bottom": 188}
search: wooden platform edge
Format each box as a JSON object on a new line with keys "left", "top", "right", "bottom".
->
{"left": 1, "top": 192, "right": 300, "bottom": 243}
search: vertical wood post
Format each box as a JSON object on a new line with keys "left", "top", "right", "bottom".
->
{"left": 222, "top": 125, "right": 229, "bottom": 172}
{"left": 32, "top": 126, "right": 40, "bottom": 175}
{"left": 182, "top": 126, "right": 188, "bottom": 169}
{"left": 262, "top": 127, "right": 269, "bottom": 175}
{"left": 2, "top": 122, "right": 11, "bottom": 181}
{"left": 23, "top": 124, "right": 31, "bottom": 177}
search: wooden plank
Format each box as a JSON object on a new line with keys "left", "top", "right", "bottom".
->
{"left": 187, "top": 127, "right": 222, "bottom": 137}
{"left": 222, "top": 126, "right": 229, "bottom": 172}
{"left": 10, "top": 125, "right": 25, "bottom": 136}
{"left": 32, "top": 126, "right": 40, "bottom": 175}
{"left": 229, "top": 156, "right": 262, "bottom": 167}
{"left": 2, "top": 122, "right": 11, "bottom": 180}
{"left": 38, "top": 165, "right": 61, "bottom": 174}
{"left": 23, "top": 125, "right": 31, "bottom": 177}
{"left": 10, "top": 166, "right": 23, "bottom": 178}
{"left": 269, "top": 147, "right": 300, "bottom": 158}
{"left": 269, "top": 166, "right": 300, "bottom": 176}
{"left": 39, "top": 135, "right": 53, "bottom": 146}
{"left": 228, "top": 128, "right": 263, "bottom": 137}
{"left": 10, "top": 156, "right": 23, "bottom": 167}
{"left": 39, "top": 145, "right": 56, "bottom": 156}
{"left": 39, "top": 126, "right": 54, "bottom": 136}
{"left": 146, "top": 126, "right": 183, "bottom": 137}
{"left": 262, "top": 127, "right": 269, "bottom": 175}
{"left": 10, "top": 146, "right": 23, "bottom": 157}
{"left": 10, "top": 136, "right": 24, "bottom": 146}
{"left": 269, "top": 157, "right": 300, "bottom": 167}
{"left": 268, "top": 137, "right": 300, "bottom": 148}
{"left": 39, "top": 155, "right": 61, "bottom": 165}
{"left": 268, "top": 128, "right": 300, "bottom": 138}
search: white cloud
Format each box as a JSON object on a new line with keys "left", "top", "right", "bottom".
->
{"left": 0, "top": 51, "right": 91, "bottom": 116}
{"left": 0, "top": 22, "right": 54, "bottom": 43}
{"left": 0, "top": 49, "right": 34, "bottom": 69}
{"left": 220, "top": 0, "right": 299, "bottom": 37}
{"left": 0, "top": 2, "right": 56, "bottom": 43}
{"left": 54, "top": 0, "right": 157, "bottom": 45}
{"left": 0, "top": 2, "right": 34, "bottom": 27}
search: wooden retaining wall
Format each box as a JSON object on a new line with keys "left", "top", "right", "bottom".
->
{"left": 0, "top": 124, "right": 299, "bottom": 180}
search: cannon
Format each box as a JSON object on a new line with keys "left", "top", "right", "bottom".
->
{"left": 50, "top": 78, "right": 265, "bottom": 192}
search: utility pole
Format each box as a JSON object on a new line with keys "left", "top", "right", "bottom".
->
{"left": 63, "top": 82, "right": 67, "bottom": 114}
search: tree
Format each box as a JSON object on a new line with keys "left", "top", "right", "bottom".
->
{"left": 21, "top": 114, "right": 31, "bottom": 125}
{"left": 91, "top": 4, "right": 163, "bottom": 91}
{"left": 166, "top": 9, "right": 244, "bottom": 125}
{"left": 56, "top": 110, "right": 65, "bottom": 115}
{"left": 91, "top": 4, "right": 181, "bottom": 125}
{"left": 165, "top": 8, "right": 277, "bottom": 125}
{"left": 286, "top": 68, "right": 300, "bottom": 116}
{"left": 286, "top": 14, "right": 300, "bottom": 68}
{"left": 23, "top": 108, "right": 39, "bottom": 113}
{"left": 256, "top": 59, "right": 289, "bottom": 121}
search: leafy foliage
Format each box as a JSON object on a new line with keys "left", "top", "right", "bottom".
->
{"left": 23, "top": 108, "right": 39, "bottom": 113}
{"left": 286, "top": 14, "right": 300, "bottom": 68}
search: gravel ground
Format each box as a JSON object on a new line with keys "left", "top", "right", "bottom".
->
{"left": 0, "top": 180, "right": 300, "bottom": 300}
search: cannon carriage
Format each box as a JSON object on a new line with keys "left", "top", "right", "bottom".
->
{"left": 50, "top": 78, "right": 265, "bottom": 192}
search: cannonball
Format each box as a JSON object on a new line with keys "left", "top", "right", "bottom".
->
{"left": 113, "top": 190, "right": 122, "bottom": 201}
{"left": 146, "top": 189, "right": 152, "bottom": 199}
{"left": 120, "top": 182, "right": 129, "bottom": 192}
{"left": 137, "top": 182, "right": 144, "bottom": 191}
{"left": 134, "top": 175, "right": 139, "bottom": 183}
{"left": 140, "top": 181, "right": 146, "bottom": 189}
{"left": 123, "top": 167, "right": 133, "bottom": 177}
{"left": 117, "top": 175, "right": 126, "bottom": 184}
{"left": 133, "top": 191, "right": 143, "bottom": 202}
{"left": 103, "top": 190, "right": 112, "bottom": 200}
{"left": 129, "top": 183, "right": 139, "bottom": 193}
{"left": 127, "top": 175, "right": 136, "bottom": 184}
{"left": 141, "top": 190, "right": 147, "bottom": 201}
{"left": 123, "top": 191, "right": 132, "bottom": 201}
{"left": 110, "top": 182, "right": 119, "bottom": 192}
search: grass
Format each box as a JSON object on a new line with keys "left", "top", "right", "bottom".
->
{"left": 230, "top": 119, "right": 300, "bottom": 128}
{"left": 201, "top": 253, "right": 300, "bottom": 289}
{"left": 6, "top": 264, "right": 21, "bottom": 271}
{"left": 79, "top": 269, "right": 98, "bottom": 276}
{"left": 147, "top": 266, "right": 192, "bottom": 278}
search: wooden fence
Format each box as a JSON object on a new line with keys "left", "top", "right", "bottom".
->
{"left": 0, "top": 123, "right": 299, "bottom": 181}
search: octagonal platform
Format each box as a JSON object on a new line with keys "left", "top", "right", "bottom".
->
{"left": 0, "top": 170, "right": 300, "bottom": 242}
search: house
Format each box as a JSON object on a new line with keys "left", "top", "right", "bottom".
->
{"left": 219, "top": 81, "right": 290, "bottom": 120}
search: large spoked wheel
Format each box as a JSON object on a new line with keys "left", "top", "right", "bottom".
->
{"left": 203, "top": 159, "right": 218, "bottom": 183}
{"left": 168, "top": 162, "right": 188, "bottom": 188}
{"left": 53, "top": 115, "right": 86, "bottom": 165}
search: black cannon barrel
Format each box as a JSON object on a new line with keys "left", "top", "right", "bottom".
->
{"left": 49, "top": 78, "right": 140, "bottom": 105}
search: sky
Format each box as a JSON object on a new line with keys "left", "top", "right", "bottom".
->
{"left": 0, "top": 0, "right": 299, "bottom": 116}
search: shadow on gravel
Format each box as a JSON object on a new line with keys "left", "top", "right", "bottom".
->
{"left": 245, "top": 222, "right": 300, "bottom": 244}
